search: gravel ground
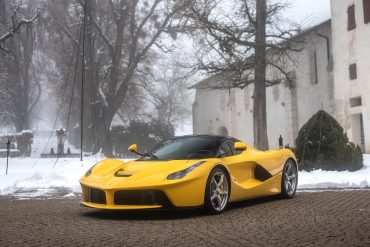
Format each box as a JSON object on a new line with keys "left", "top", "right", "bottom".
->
{"left": 0, "top": 190, "right": 370, "bottom": 247}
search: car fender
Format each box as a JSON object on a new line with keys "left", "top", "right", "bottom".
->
{"left": 281, "top": 149, "right": 298, "bottom": 170}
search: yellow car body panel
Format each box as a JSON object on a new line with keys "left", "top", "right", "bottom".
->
{"left": 82, "top": 202, "right": 162, "bottom": 210}
{"left": 80, "top": 141, "right": 297, "bottom": 210}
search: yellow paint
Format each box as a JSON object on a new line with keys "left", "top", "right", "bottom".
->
{"left": 128, "top": 144, "right": 137, "bottom": 153}
{"left": 80, "top": 143, "right": 297, "bottom": 210}
{"left": 234, "top": 141, "right": 247, "bottom": 151}
{"left": 82, "top": 202, "right": 162, "bottom": 210}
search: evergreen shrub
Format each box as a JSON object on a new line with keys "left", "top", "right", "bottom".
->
{"left": 295, "top": 110, "right": 363, "bottom": 171}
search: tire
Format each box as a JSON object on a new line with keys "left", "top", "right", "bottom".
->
{"left": 204, "top": 167, "right": 230, "bottom": 214}
{"left": 281, "top": 159, "right": 298, "bottom": 199}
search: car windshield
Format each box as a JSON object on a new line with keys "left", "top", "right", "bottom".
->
{"left": 143, "top": 136, "right": 222, "bottom": 160}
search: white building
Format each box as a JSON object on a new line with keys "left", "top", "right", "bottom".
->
{"left": 191, "top": 0, "right": 370, "bottom": 153}
{"left": 331, "top": 0, "right": 370, "bottom": 153}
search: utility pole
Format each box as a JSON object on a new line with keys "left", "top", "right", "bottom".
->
{"left": 80, "top": 0, "right": 87, "bottom": 162}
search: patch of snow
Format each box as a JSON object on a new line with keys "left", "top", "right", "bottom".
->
{"left": 63, "top": 192, "right": 76, "bottom": 198}
{"left": 21, "top": 130, "right": 33, "bottom": 134}
{"left": 0, "top": 149, "right": 20, "bottom": 152}
{"left": 0, "top": 158, "right": 95, "bottom": 196}
{"left": 13, "top": 188, "right": 61, "bottom": 199}
{"left": 298, "top": 188, "right": 370, "bottom": 193}
{"left": 0, "top": 133, "right": 15, "bottom": 137}
{"left": 298, "top": 154, "right": 370, "bottom": 189}
{"left": 0, "top": 157, "right": 131, "bottom": 196}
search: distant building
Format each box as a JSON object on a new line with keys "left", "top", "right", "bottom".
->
{"left": 191, "top": 0, "right": 370, "bottom": 153}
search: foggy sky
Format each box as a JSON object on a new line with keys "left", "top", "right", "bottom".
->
{"left": 288, "top": 0, "right": 331, "bottom": 25}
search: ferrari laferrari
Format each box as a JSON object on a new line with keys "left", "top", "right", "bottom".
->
{"left": 80, "top": 135, "right": 298, "bottom": 213}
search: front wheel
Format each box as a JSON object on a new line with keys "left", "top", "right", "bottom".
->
{"left": 205, "top": 167, "right": 230, "bottom": 214}
{"left": 281, "top": 159, "right": 298, "bottom": 198}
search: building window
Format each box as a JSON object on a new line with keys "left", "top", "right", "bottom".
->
{"left": 310, "top": 51, "right": 318, "bottom": 84}
{"left": 348, "top": 4, "right": 356, "bottom": 30}
{"left": 364, "top": 0, "right": 370, "bottom": 23}
{"left": 349, "top": 63, "right": 357, "bottom": 80}
{"left": 350, "top": 96, "right": 362, "bottom": 107}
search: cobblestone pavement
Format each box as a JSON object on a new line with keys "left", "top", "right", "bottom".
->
{"left": 1, "top": 190, "right": 370, "bottom": 247}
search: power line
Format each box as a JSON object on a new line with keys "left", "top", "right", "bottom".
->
{"left": 87, "top": 7, "right": 113, "bottom": 156}
{"left": 32, "top": 26, "right": 81, "bottom": 169}
{"left": 54, "top": 17, "right": 83, "bottom": 167}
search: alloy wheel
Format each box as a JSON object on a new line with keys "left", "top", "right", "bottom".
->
{"left": 284, "top": 161, "right": 297, "bottom": 196}
{"left": 209, "top": 171, "right": 229, "bottom": 212}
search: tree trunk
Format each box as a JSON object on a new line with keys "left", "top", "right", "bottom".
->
{"left": 95, "top": 104, "right": 115, "bottom": 157}
{"left": 253, "top": 0, "right": 269, "bottom": 150}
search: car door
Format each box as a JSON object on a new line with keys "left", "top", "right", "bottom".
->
{"left": 218, "top": 139, "right": 255, "bottom": 186}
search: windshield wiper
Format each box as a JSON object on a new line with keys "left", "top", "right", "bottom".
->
{"left": 142, "top": 152, "right": 158, "bottom": 160}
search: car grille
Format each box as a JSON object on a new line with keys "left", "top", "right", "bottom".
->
{"left": 114, "top": 190, "right": 172, "bottom": 207}
{"left": 88, "top": 188, "right": 106, "bottom": 204}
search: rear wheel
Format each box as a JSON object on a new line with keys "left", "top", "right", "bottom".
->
{"left": 281, "top": 159, "right": 298, "bottom": 198}
{"left": 205, "top": 167, "right": 229, "bottom": 214}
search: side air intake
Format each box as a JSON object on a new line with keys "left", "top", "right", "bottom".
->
{"left": 254, "top": 165, "right": 273, "bottom": 181}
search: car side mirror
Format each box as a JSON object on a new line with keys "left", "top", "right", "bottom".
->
{"left": 234, "top": 142, "right": 247, "bottom": 151}
{"left": 128, "top": 144, "right": 138, "bottom": 153}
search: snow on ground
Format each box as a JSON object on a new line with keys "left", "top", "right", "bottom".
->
{"left": 298, "top": 155, "right": 370, "bottom": 189}
{"left": 0, "top": 155, "right": 369, "bottom": 197}
{"left": 0, "top": 157, "right": 96, "bottom": 196}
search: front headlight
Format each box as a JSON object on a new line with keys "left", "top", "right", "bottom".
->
{"left": 85, "top": 163, "right": 98, "bottom": 177}
{"left": 167, "top": 161, "right": 206, "bottom": 180}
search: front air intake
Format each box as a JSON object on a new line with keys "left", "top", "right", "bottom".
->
{"left": 88, "top": 188, "right": 106, "bottom": 204}
{"left": 114, "top": 190, "right": 172, "bottom": 207}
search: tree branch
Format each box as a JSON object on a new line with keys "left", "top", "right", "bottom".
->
{"left": 0, "top": 10, "right": 41, "bottom": 44}
{"left": 112, "top": 8, "right": 177, "bottom": 109}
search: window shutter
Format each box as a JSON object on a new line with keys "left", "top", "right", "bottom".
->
{"left": 349, "top": 63, "right": 357, "bottom": 80}
{"left": 348, "top": 5, "right": 356, "bottom": 30}
{"left": 364, "top": 0, "right": 370, "bottom": 23}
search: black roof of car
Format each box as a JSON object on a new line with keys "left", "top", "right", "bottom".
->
{"left": 172, "top": 134, "right": 240, "bottom": 142}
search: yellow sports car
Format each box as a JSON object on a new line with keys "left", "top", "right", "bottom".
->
{"left": 80, "top": 135, "right": 298, "bottom": 213}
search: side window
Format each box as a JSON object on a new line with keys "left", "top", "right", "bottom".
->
{"left": 218, "top": 141, "right": 233, "bottom": 158}
{"left": 226, "top": 140, "right": 243, "bottom": 156}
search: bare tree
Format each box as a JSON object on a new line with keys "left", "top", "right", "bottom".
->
{"left": 144, "top": 55, "right": 191, "bottom": 128}
{"left": 178, "top": 0, "right": 303, "bottom": 150}
{"left": 254, "top": 0, "right": 268, "bottom": 150}
{"left": 0, "top": 0, "right": 42, "bottom": 132}
{"left": 44, "top": 0, "right": 185, "bottom": 156}
{"left": 0, "top": 0, "right": 40, "bottom": 51}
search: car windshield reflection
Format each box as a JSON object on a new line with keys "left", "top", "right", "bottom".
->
{"left": 140, "top": 136, "right": 223, "bottom": 160}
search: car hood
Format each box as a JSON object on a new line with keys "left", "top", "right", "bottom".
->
{"left": 114, "top": 159, "right": 195, "bottom": 178}
{"left": 82, "top": 159, "right": 202, "bottom": 188}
